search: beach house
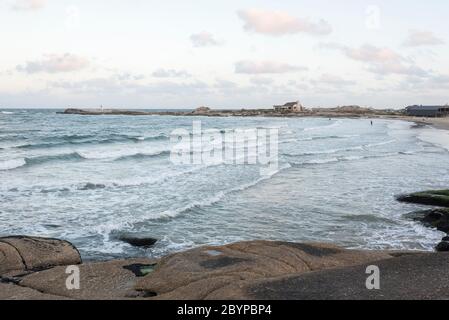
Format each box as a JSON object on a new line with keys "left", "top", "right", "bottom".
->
{"left": 405, "top": 105, "right": 449, "bottom": 117}
{"left": 273, "top": 101, "right": 304, "bottom": 113}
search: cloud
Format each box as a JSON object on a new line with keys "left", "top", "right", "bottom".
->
{"left": 152, "top": 68, "right": 191, "bottom": 78}
{"left": 237, "top": 9, "right": 332, "bottom": 36}
{"left": 315, "top": 74, "right": 356, "bottom": 87}
{"left": 344, "top": 45, "right": 403, "bottom": 64}
{"left": 10, "top": 0, "right": 47, "bottom": 11}
{"left": 250, "top": 77, "right": 274, "bottom": 85}
{"left": 403, "top": 30, "right": 445, "bottom": 47}
{"left": 235, "top": 60, "right": 307, "bottom": 74}
{"left": 115, "top": 72, "right": 145, "bottom": 81}
{"left": 214, "top": 79, "right": 238, "bottom": 89}
{"left": 51, "top": 76, "right": 210, "bottom": 96}
{"left": 16, "top": 53, "right": 89, "bottom": 74}
{"left": 397, "top": 73, "right": 449, "bottom": 92}
{"left": 329, "top": 44, "right": 428, "bottom": 77}
{"left": 190, "top": 32, "right": 220, "bottom": 47}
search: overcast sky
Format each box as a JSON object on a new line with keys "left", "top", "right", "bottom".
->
{"left": 1, "top": 0, "right": 448, "bottom": 109}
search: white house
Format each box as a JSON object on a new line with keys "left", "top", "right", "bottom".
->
{"left": 273, "top": 101, "right": 304, "bottom": 113}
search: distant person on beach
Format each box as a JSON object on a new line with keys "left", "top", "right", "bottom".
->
{"left": 371, "top": 121, "right": 373, "bottom": 126}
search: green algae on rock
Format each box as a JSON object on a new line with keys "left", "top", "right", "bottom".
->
{"left": 397, "top": 190, "right": 449, "bottom": 207}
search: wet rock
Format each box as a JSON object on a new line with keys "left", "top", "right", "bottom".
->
{"left": 79, "top": 183, "right": 106, "bottom": 191}
{"left": 405, "top": 208, "right": 449, "bottom": 233}
{"left": 220, "top": 252, "right": 449, "bottom": 300}
{"left": 0, "top": 236, "right": 81, "bottom": 275}
{"left": 436, "top": 242, "right": 449, "bottom": 252}
{"left": 397, "top": 190, "right": 449, "bottom": 207}
{"left": 116, "top": 233, "right": 158, "bottom": 247}
{"left": 135, "top": 240, "right": 393, "bottom": 299}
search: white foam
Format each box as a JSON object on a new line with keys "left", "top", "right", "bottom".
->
{"left": 0, "top": 158, "right": 26, "bottom": 171}
{"left": 151, "top": 163, "right": 291, "bottom": 220}
{"left": 304, "top": 158, "right": 339, "bottom": 164}
{"left": 418, "top": 128, "right": 449, "bottom": 152}
{"left": 77, "top": 146, "right": 169, "bottom": 160}
{"left": 303, "top": 120, "right": 342, "bottom": 132}
{"left": 364, "top": 139, "right": 396, "bottom": 148}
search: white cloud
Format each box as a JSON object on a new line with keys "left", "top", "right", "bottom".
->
{"left": 250, "top": 77, "right": 274, "bottom": 85}
{"left": 237, "top": 9, "right": 332, "bottom": 36}
{"left": 190, "top": 32, "right": 220, "bottom": 47}
{"left": 332, "top": 44, "right": 428, "bottom": 77}
{"left": 235, "top": 60, "right": 307, "bottom": 74}
{"left": 344, "top": 45, "right": 402, "bottom": 63}
{"left": 397, "top": 73, "right": 449, "bottom": 92}
{"left": 152, "top": 68, "right": 191, "bottom": 78}
{"left": 52, "top": 77, "right": 210, "bottom": 96}
{"left": 403, "top": 30, "right": 445, "bottom": 47}
{"left": 10, "top": 0, "right": 47, "bottom": 11}
{"left": 115, "top": 72, "right": 145, "bottom": 81}
{"left": 16, "top": 53, "right": 89, "bottom": 74}
{"left": 315, "top": 74, "right": 356, "bottom": 87}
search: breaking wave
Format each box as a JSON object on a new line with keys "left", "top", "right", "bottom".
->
{"left": 13, "top": 133, "right": 169, "bottom": 150}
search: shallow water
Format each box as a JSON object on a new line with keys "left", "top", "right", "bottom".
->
{"left": 0, "top": 109, "right": 448, "bottom": 260}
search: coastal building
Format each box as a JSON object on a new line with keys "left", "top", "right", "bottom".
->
{"left": 405, "top": 105, "right": 449, "bottom": 117}
{"left": 273, "top": 101, "right": 304, "bottom": 113}
{"left": 192, "top": 106, "right": 211, "bottom": 114}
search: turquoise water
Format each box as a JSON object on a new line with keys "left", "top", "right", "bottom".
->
{"left": 1, "top": 109, "right": 448, "bottom": 260}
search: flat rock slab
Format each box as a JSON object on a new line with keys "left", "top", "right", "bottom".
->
{"left": 0, "top": 236, "right": 81, "bottom": 274}
{"left": 236, "top": 252, "right": 448, "bottom": 300}
{"left": 0, "top": 283, "right": 69, "bottom": 300}
{"left": 135, "top": 241, "right": 393, "bottom": 299}
{"left": 20, "top": 258, "right": 157, "bottom": 300}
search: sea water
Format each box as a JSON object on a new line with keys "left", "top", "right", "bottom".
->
{"left": 1, "top": 109, "right": 448, "bottom": 260}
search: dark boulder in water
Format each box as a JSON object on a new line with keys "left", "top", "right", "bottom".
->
{"left": 397, "top": 190, "right": 449, "bottom": 207}
{"left": 404, "top": 208, "right": 449, "bottom": 233}
{"left": 79, "top": 183, "right": 106, "bottom": 191}
{"left": 436, "top": 241, "right": 449, "bottom": 252}
{"left": 117, "top": 233, "right": 158, "bottom": 247}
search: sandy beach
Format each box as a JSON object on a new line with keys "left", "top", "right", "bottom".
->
{"left": 406, "top": 116, "right": 449, "bottom": 130}
{"left": 402, "top": 116, "right": 449, "bottom": 152}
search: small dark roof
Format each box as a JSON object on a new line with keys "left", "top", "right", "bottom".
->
{"left": 284, "top": 101, "right": 299, "bottom": 107}
{"left": 406, "top": 105, "right": 447, "bottom": 111}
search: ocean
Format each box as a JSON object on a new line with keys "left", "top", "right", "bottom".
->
{"left": 1, "top": 109, "right": 448, "bottom": 260}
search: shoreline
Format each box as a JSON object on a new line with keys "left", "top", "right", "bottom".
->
{"left": 59, "top": 107, "right": 449, "bottom": 127}
{"left": 58, "top": 107, "right": 449, "bottom": 151}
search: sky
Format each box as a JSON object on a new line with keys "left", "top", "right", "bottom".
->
{"left": 0, "top": 0, "right": 448, "bottom": 109}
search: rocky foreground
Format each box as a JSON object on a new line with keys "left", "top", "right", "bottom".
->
{"left": 2, "top": 236, "right": 449, "bottom": 300}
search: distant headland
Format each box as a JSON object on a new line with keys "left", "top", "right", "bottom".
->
{"left": 59, "top": 102, "right": 403, "bottom": 118}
